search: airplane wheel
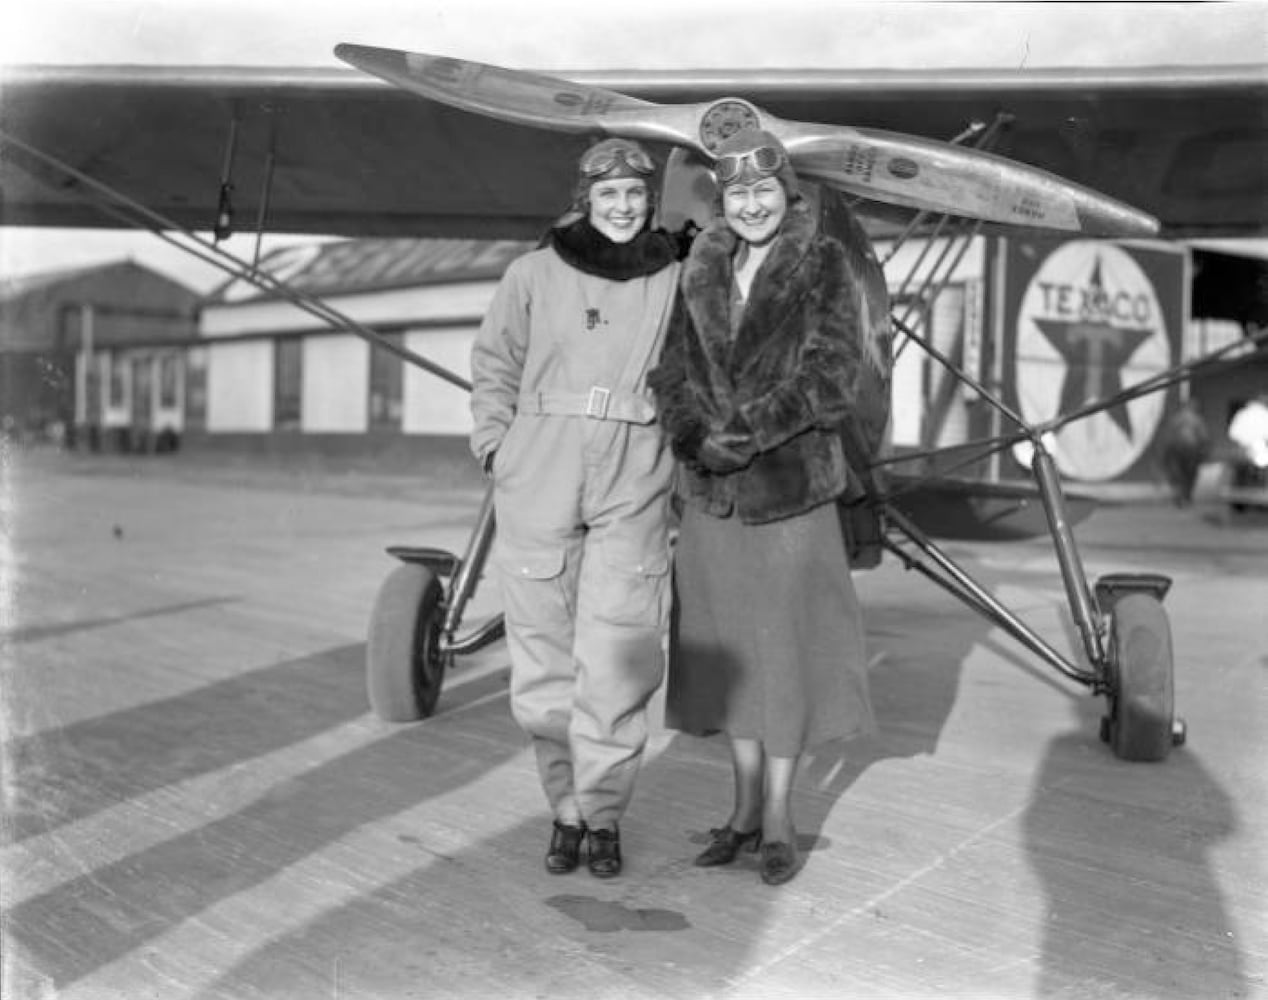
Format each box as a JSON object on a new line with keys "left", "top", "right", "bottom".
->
{"left": 366, "top": 563, "right": 447, "bottom": 721}
{"left": 1104, "top": 593, "right": 1175, "bottom": 762}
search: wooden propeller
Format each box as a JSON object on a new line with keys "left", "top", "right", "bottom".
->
{"left": 335, "top": 44, "right": 1160, "bottom": 238}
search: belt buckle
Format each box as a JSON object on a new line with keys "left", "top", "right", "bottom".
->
{"left": 586, "top": 386, "right": 611, "bottom": 419}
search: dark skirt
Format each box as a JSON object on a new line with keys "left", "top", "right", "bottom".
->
{"left": 666, "top": 500, "right": 875, "bottom": 757}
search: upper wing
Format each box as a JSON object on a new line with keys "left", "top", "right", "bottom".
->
{"left": 1, "top": 61, "right": 1264, "bottom": 239}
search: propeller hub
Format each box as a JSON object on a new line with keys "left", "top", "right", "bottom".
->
{"left": 698, "top": 99, "right": 763, "bottom": 154}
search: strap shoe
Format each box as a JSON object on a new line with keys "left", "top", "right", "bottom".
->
{"left": 759, "top": 840, "right": 800, "bottom": 886}
{"left": 586, "top": 825, "right": 622, "bottom": 878}
{"left": 694, "top": 825, "right": 762, "bottom": 867}
{"left": 545, "top": 820, "right": 586, "bottom": 874}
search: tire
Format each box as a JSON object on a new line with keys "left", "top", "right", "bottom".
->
{"left": 366, "top": 563, "right": 447, "bottom": 721}
{"left": 1105, "top": 593, "right": 1175, "bottom": 762}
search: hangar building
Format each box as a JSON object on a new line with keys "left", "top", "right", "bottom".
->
{"left": 24, "top": 233, "right": 1268, "bottom": 487}
{"left": 0, "top": 260, "right": 199, "bottom": 450}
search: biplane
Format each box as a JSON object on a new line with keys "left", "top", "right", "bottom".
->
{"left": 2, "top": 46, "right": 1265, "bottom": 766}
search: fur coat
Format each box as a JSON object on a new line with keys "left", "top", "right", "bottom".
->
{"left": 649, "top": 200, "right": 882, "bottom": 525}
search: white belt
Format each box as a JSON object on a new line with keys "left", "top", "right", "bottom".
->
{"left": 518, "top": 387, "right": 656, "bottom": 424}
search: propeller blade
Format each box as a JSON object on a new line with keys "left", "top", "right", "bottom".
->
{"left": 335, "top": 44, "right": 663, "bottom": 135}
{"left": 336, "top": 44, "right": 1160, "bottom": 238}
{"left": 777, "top": 124, "right": 1159, "bottom": 237}
{"left": 335, "top": 44, "right": 724, "bottom": 149}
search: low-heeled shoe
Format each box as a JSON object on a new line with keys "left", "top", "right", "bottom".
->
{"left": 759, "top": 840, "right": 800, "bottom": 886}
{"left": 693, "top": 825, "right": 762, "bottom": 867}
{"left": 587, "top": 826, "right": 622, "bottom": 878}
{"left": 545, "top": 820, "right": 586, "bottom": 874}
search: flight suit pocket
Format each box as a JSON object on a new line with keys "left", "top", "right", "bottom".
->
{"left": 593, "top": 542, "right": 670, "bottom": 629}
{"left": 498, "top": 543, "right": 570, "bottom": 628}
{"left": 490, "top": 419, "right": 522, "bottom": 480}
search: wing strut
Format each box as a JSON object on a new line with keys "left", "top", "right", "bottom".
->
{"left": 873, "top": 315, "right": 1268, "bottom": 495}
{"left": 0, "top": 128, "right": 474, "bottom": 394}
{"left": 213, "top": 117, "right": 238, "bottom": 243}
{"left": 883, "top": 113, "right": 1006, "bottom": 408}
{"left": 251, "top": 149, "right": 276, "bottom": 269}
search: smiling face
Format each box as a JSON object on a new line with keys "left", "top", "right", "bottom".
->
{"left": 587, "top": 177, "right": 650, "bottom": 244}
{"left": 722, "top": 176, "right": 789, "bottom": 246}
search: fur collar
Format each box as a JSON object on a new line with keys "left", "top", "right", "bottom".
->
{"left": 548, "top": 216, "right": 680, "bottom": 280}
{"left": 680, "top": 201, "right": 820, "bottom": 399}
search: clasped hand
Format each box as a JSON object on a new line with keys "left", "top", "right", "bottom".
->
{"left": 697, "top": 428, "right": 756, "bottom": 473}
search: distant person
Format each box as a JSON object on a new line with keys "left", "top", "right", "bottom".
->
{"left": 650, "top": 130, "right": 886, "bottom": 886}
{"left": 1228, "top": 393, "right": 1268, "bottom": 491}
{"left": 1159, "top": 399, "right": 1210, "bottom": 505}
{"left": 469, "top": 138, "right": 683, "bottom": 879}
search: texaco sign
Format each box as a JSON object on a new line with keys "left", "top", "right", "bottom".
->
{"left": 1002, "top": 239, "right": 1187, "bottom": 482}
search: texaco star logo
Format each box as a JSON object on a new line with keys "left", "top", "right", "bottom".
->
{"left": 1013, "top": 242, "right": 1173, "bottom": 481}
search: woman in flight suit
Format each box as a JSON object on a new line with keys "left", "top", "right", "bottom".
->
{"left": 470, "top": 138, "right": 682, "bottom": 878}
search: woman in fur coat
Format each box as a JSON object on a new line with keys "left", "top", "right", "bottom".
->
{"left": 649, "top": 129, "right": 883, "bottom": 886}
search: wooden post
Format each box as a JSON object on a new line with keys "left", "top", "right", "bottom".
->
{"left": 77, "top": 303, "right": 96, "bottom": 448}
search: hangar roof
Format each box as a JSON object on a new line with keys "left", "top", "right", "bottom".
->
{"left": 206, "top": 238, "right": 534, "bottom": 306}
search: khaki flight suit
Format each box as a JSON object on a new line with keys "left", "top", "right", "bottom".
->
{"left": 471, "top": 246, "right": 679, "bottom": 829}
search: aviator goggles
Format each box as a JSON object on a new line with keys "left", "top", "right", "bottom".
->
{"left": 714, "top": 145, "right": 787, "bottom": 185}
{"left": 579, "top": 143, "right": 656, "bottom": 178}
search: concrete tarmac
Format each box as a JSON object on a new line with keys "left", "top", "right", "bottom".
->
{"left": 2, "top": 446, "right": 1265, "bottom": 1000}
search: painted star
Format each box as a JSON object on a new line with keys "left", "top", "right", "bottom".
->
{"left": 1033, "top": 260, "right": 1155, "bottom": 438}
